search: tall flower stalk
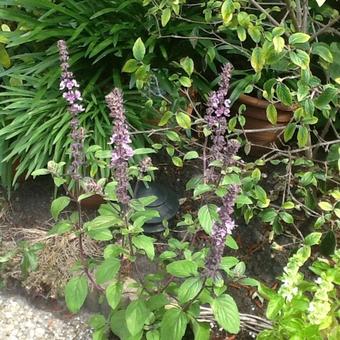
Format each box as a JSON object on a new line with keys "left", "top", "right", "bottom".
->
{"left": 57, "top": 40, "right": 85, "bottom": 180}
{"left": 204, "top": 184, "right": 240, "bottom": 278}
{"left": 105, "top": 88, "right": 133, "bottom": 206}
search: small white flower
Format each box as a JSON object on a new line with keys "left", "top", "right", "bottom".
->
{"left": 315, "top": 277, "right": 323, "bottom": 285}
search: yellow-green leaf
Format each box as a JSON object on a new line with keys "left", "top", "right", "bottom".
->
{"left": 266, "top": 104, "right": 277, "bottom": 125}
{"left": 318, "top": 201, "right": 333, "bottom": 211}
{"left": 176, "top": 112, "right": 191, "bottom": 129}
{"left": 251, "top": 47, "right": 265, "bottom": 73}
{"left": 289, "top": 33, "right": 310, "bottom": 45}
{"left": 161, "top": 8, "right": 171, "bottom": 27}
{"left": 0, "top": 44, "right": 10, "bottom": 68}
{"left": 273, "top": 36, "right": 285, "bottom": 53}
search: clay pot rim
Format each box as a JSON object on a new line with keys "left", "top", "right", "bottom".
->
{"left": 239, "top": 94, "right": 297, "bottom": 112}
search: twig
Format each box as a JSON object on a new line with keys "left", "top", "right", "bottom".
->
{"left": 311, "top": 16, "right": 340, "bottom": 41}
{"left": 248, "top": 0, "right": 283, "bottom": 29}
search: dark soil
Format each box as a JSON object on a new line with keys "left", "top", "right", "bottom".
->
{"left": 0, "top": 162, "right": 297, "bottom": 340}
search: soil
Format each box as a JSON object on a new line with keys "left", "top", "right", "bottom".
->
{"left": 0, "top": 161, "right": 299, "bottom": 340}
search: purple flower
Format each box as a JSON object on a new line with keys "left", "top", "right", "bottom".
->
{"left": 57, "top": 40, "right": 85, "bottom": 180}
{"left": 139, "top": 157, "right": 153, "bottom": 173}
{"left": 105, "top": 88, "right": 133, "bottom": 205}
{"left": 205, "top": 63, "right": 238, "bottom": 182}
{"left": 204, "top": 184, "right": 240, "bottom": 278}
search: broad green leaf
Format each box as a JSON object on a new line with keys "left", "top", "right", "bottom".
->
{"left": 248, "top": 26, "right": 261, "bottom": 43}
{"left": 192, "top": 320, "right": 211, "bottom": 340}
{"left": 126, "top": 300, "right": 150, "bottom": 336}
{"left": 95, "top": 258, "right": 121, "bottom": 284}
{"left": 266, "top": 295, "right": 284, "bottom": 319}
{"left": 122, "top": 59, "right": 139, "bottom": 73}
{"left": 237, "top": 26, "right": 246, "bottom": 41}
{"left": 276, "top": 83, "right": 292, "bottom": 106}
{"left": 314, "top": 86, "right": 337, "bottom": 109}
{"left": 65, "top": 276, "right": 88, "bottom": 313}
{"left": 166, "top": 260, "right": 198, "bottom": 277}
{"left": 161, "top": 8, "right": 171, "bottom": 27}
{"left": 179, "top": 76, "right": 192, "bottom": 88}
{"left": 146, "top": 330, "right": 160, "bottom": 340}
{"left": 273, "top": 36, "right": 285, "bottom": 53}
{"left": 318, "top": 201, "right": 333, "bottom": 211}
{"left": 211, "top": 294, "right": 240, "bottom": 334}
{"left": 134, "top": 148, "right": 156, "bottom": 155}
{"left": 304, "top": 232, "right": 322, "bottom": 246}
{"left": 172, "top": 156, "right": 183, "bottom": 167}
{"left": 279, "top": 211, "right": 294, "bottom": 224}
{"left": 176, "top": 112, "right": 191, "bottom": 129}
{"left": 284, "top": 123, "right": 296, "bottom": 142}
{"left": 178, "top": 277, "right": 203, "bottom": 303}
{"left": 184, "top": 151, "right": 199, "bottom": 160}
{"left": 312, "top": 44, "right": 333, "bottom": 63}
{"left": 251, "top": 47, "right": 265, "bottom": 73}
{"left": 166, "top": 131, "right": 181, "bottom": 142}
{"left": 266, "top": 104, "right": 277, "bottom": 124}
{"left": 133, "top": 38, "right": 145, "bottom": 61}
{"left": 106, "top": 281, "right": 123, "bottom": 310}
{"left": 194, "top": 184, "right": 212, "bottom": 197}
{"left": 198, "top": 204, "right": 218, "bottom": 235}
{"left": 225, "top": 235, "right": 239, "bottom": 249}
{"left": 289, "top": 50, "right": 310, "bottom": 69}
{"left": 297, "top": 125, "right": 309, "bottom": 147}
{"left": 220, "top": 256, "right": 239, "bottom": 271}
{"left": 160, "top": 308, "right": 188, "bottom": 340}
{"left": 48, "top": 221, "right": 72, "bottom": 235}
{"left": 289, "top": 33, "right": 310, "bottom": 45}
{"left": 159, "top": 111, "right": 173, "bottom": 126}
{"left": 51, "top": 196, "right": 70, "bottom": 220}
{"left": 132, "top": 235, "right": 155, "bottom": 260}
{"left": 180, "top": 57, "right": 194, "bottom": 76}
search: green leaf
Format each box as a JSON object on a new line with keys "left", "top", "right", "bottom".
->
{"left": 297, "top": 125, "right": 309, "bottom": 147}
{"left": 266, "top": 104, "right": 277, "bottom": 124}
{"left": 89, "top": 314, "right": 106, "bottom": 330}
{"left": 251, "top": 47, "right": 265, "bottom": 73}
{"left": 211, "top": 294, "right": 240, "bottom": 334}
{"left": 289, "top": 33, "right": 310, "bottom": 45}
{"left": 176, "top": 112, "right": 191, "bottom": 129}
{"left": 318, "top": 201, "right": 333, "bottom": 211}
{"left": 95, "top": 258, "right": 121, "bottom": 284}
{"left": 172, "top": 156, "right": 183, "bottom": 167}
{"left": 198, "top": 204, "right": 218, "bottom": 235}
{"left": 179, "top": 76, "right": 192, "bottom": 88}
{"left": 106, "top": 281, "right": 123, "bottom": 310}
{"left": 160, "top": 308, "right": 188, "bottom": 340}
{"left": 166, "top": 260, "right": 198, "bottom": 277}
{"left": 276, "top": 83, "right": 292, "bottom": 106}
{"left": 284, "top": 123, "right": 296, "bottom": 142}
{"left": 65, "top": 276, "right": 88, "bottom": 313}
{"left": 146, "top": 330, "right": 160, "bottom": 340}
{"left": 248, "top": 26, "right": 261, "bottom": 43}
{"left": 225, "top": 235, "right": 239, "bottom": 250}
{"left": 51, "top": 196, "right": 70, "bottom": 220}
{"left": 126, "top": 300, "right": 150, "bottom": 336}
{"left": 237, "top": 26, "right": 246, "bottom": 42}
{"left": 122, "top": 59, "right": 139, "bottom": 73}
{"left": 184, "top": 151, "right": 199, "bottom": 160}
{"left": 0, "top": 44, "right": 10, "bottom": 68}
{"left": 166, "top": 131, "right": 181, "bottom": 142}
{"left": 320, "top": 230, "right": 336, "bottom": 256}
{"left": 314, "top": 86, "right": 337, "bottom": 109}
{"left": 194, "top": 184, "right": 212, "bottom": 197}
{"left": 159, "top": 111, "right": 173, "bottom": 126}
{"left": 279, "top": 211, "right": 294, "bottom": 224}
{"left": 220, "top": 256, "right": 239, "bottom": 271}
{"left": 289, "top": 50, "right": 310, "bottom": 69}
{"left": 132, "top": 235, "right": 155, "bottom": 260}
{"left": 178, "top": 277, "right": 203, "bottom": 303}
{"left": 180, "top": 57, "right": 194, "bottom": 76}
{"left": 48, "top": 221, "right": 72, "bottom": 235}
{"left": 312, "top": 44, "right": 333, "bottom": 63}
{"left": 192, "top": 321, "right": 211, "bottom": 340}
{"left": 304, "top": 232, "right": 322, "bottom": 246}
{"left": 134, "top": 148, "right": 156, "bottom": 155}
{"left": 31, "top": 168, "right": 50, "bottom": 177}
{"left": 266, "top": 295, "right": 284, "bottom": 319}
{"left": 161, "top": 8, "right": 171, "bottom": 27}
{"left": 273, "top": 36, "right": 285, "bottom": 53}
{"left": 133, "top": 38, "right": 145, "bottom": 61}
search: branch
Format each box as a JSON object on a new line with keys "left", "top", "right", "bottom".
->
{"left": 248, "top": 0, "right": 282, "bottom": 28}
{"left": 283, "top": 0, "right": 299, "bottom": 31}
{"left": 311, "top": 16, "right": 340, "bottom": 41}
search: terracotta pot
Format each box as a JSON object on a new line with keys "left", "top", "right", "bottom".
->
{"left": 232, "top": 94, "right": 294, "bottom": 151}
{"left": 79, "top": 193, "right": 105, "bottom": 210}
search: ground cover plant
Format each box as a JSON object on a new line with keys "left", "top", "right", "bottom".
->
{"left": 0, "top": 1, "right": 339, "bottom": 340}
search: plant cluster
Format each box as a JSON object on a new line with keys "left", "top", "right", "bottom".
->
{"left": 0, "top": 1, "right": 339, "bottom": 339}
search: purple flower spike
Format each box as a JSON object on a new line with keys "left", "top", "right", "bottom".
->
{"left": 105, "top": 88, "right": 133, "bottom": 205}
{"left": 57, "top": 40, "right": 85, "bottom": 180}
{"left": 205, "top": 63, "right": 238, "bottom": 182}
{"left": 204, "top": 184, "right": 240, "bottom": 278}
